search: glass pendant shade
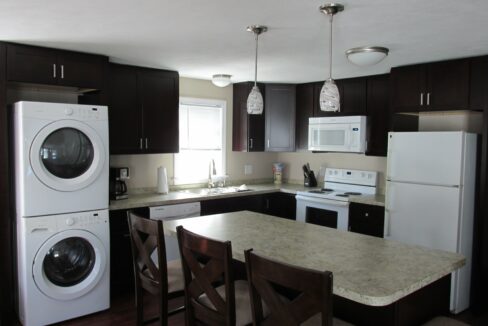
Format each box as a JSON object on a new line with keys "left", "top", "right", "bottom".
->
{"left": 246, "top": 85, "right": 264, "bottom": 114}
{"left": 320, "top": 79, "right": 340, "bottom": 112}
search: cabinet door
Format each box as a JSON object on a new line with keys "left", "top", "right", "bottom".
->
{"left": 57, "top": 51, "right": 106, "bottom": 89}
{"left": 7, "top": 43, "right": 57, "bottom": 85}
{"left": 366, "top": 74, "right": 389, "bottom": 157}
{"left": 348, "top": 202, "right": 384, "bottom": 238}
{"left": 295, "top": 83, "right": 314, "bottom": 151}
{"left": 390, "top": 64, "right": 427, "bottom": 112}
{"left": 263, "top": 192, "right": 297, "bottom": 220}
{"left": 201, "top": 195, "right": 264, "bottom": 216}
{"left": 427, "top": 59, "right": 470, "bottom": 110}
{"left": 232, "top": 82, "right": 265, "bottom": 152}
{"left": 469, "top": 56, "right": 488, "bottom": 111}
{"left": 265, "top": 84, "right": 296, "bottom": 152}
{"left": 108, "top": 64, "right": 142, "bottom": 154}
{"left": 139, "top": 69, "right": 179, "bottom": 153}
{"left": 109, "top": 210, "right": 134, "bottom": 296}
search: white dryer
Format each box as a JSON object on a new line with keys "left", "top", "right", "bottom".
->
{"left": 17, "top": 209, "right": 110, "bottom": 326}
{"left": 13, "top": 101, "right": 109, "bottom": 217}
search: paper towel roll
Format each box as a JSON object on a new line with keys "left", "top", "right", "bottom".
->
{"left": 157, "top": 166, "right": 169, "bottom": 194}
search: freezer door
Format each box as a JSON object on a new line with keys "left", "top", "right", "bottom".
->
{"left": 385, "top": 181, "right": 460, "bottom": 253}
{"left": 387, "top": 132, "right": 464, "bottom": 186}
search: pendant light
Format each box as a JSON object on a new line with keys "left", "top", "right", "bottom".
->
{"left": 319, "top": 3, "right": 344, "bottom": 112}
{"left": 246, "top": 25, "right": 267, "bottom": 115}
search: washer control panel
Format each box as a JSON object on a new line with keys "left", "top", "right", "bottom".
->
{"left": 19, "top": 101, "right": 108, "bottom": 121}
{"left": 24, "top": 209, "right": 109, "bottom": 233}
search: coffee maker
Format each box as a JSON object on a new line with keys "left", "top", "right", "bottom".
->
{"left": 110, "top": 167, "right": 130, "bottom": 200}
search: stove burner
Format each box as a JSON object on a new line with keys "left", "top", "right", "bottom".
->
{"left": 308, "top": 188, "right": 334, "bottom": 194}
{"left": 322, "top": 188, "right": 334, "bottom": 192}
{"left": 335, "top": 194, "right": 349, "bottom": 197}
{"left": 344, "top": 192, "right": 362, "bottom": 196}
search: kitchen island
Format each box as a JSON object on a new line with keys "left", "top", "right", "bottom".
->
{"left": 164, "top": 210, "right": 464, "bottom": 325}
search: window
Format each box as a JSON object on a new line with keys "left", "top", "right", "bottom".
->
{"left": 174, "top": 97, "right": 226, "bottom": 185}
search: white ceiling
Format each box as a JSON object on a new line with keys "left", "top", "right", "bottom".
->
{"left": 1, "top": 0, "right": 488, "bottom": 84}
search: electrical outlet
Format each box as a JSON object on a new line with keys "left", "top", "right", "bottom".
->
{"left": 244, "top": 164, "right": 253, "bottom": 175}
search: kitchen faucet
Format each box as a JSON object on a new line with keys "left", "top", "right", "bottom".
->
{"left": 208, "top": 159, "right": 216, "bottom": 188}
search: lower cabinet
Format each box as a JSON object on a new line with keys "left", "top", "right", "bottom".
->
{"left": 348, "top": 203, "right": 385, "bottom": 238}
{"left": 109, "top": 210, "right": 135, "bottom": 296}
{"left": 261, "top": 192, "right": 297, "bottom": 220}
{"left": 201, "top": 195, "right": 264, "bottom": 216}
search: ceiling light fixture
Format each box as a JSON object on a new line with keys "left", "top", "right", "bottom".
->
{"left": 346, "top": 46, "right": 389, "bottom": 66}
{"left": 212, "top": 74, "right": 232, "bottom": 87}
{"left": 246, "top": 25, "right": 267, "bottom": 115}
{"left": 319, "top": 3, "right": 344, "bottom": 112}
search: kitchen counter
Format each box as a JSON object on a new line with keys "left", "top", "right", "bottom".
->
{"left": 163, "top": 210, "right": 464, "bottom": 307}
{"left": 109, "top": 183, "right": 385, "bottom": 210}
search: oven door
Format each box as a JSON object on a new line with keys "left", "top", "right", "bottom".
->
{"left": 295, "top": 195, "right": 349, "bottom": 230}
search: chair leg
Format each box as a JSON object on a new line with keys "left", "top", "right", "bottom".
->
{"left": 159, "top": 293, "right": 168, "bottom": 326}
{"left": 135, "top": 287, "right": 144, "bottom": 326}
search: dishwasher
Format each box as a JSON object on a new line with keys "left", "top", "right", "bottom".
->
{"left": 149, "top": 201, "right": 201, "bottom": 261}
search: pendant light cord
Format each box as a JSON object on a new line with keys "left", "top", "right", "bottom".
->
{"left": 254, "top": 32, "right": 259, "bottom": 87}
{"left": 329, "top": 14, "right": 333, "bottom": 80}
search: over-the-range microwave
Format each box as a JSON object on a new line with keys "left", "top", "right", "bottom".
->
{"left": 308, "top": 115, "right": 367, "bottom": 153}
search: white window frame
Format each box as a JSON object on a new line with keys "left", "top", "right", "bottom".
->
{"left": 174, "top": 97, "right": 227, "bottom": 185}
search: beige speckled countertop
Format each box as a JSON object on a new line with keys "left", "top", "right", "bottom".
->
{"left": 164, "top": 211, "right": 464, "bottom": 307}
{"left": 109, "top": 183, "right": 385, "bottom": 210}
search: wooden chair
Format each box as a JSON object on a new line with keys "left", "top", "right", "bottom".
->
{"left": 176, "top": 225, "right": 253, "bottom": 325}
{"left": 244, "top": 249, "right": 352, "bottom": 326}
{"left": 127, "top": 211, "right": 185, "bottom": 326}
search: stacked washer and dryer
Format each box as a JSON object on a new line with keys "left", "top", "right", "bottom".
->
{"left": 13, "top": 101, "right": 110, "bottom": 326}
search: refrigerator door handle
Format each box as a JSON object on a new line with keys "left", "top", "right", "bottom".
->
{"left": 384, "top": 209, "right": 391, "bottom": 238}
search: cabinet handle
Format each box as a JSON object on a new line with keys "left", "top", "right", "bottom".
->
{"left": 61, "top": 65, "right": 64, "bottom": 79}
{"left": 249, "top": 138, "right": 253, "bottom": 149}
{"left": 139, "top": 138, "right": 143, "bottom": 150}
{"left": 53, "top": 64, "right": 56, "bottom": 78}
{"left": 145, "top": 138, "right": 149, "bottom": 149}
{"left": 427, "top": 92, "right": 430, "bottom": 106}
{"left": 348, "top": 226, "right": 351, "bottom": 231}
{"left": 267, "top": 139, "right": 270, "bottom": 148}
{"left": 364, "top": 213, "right": 369, "bottom": 217}
{"left": 420, "top": 93, "right": 424, "bottom": 106}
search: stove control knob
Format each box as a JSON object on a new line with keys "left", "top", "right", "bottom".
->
{"left": 66, "top": 218, "right": 75, "bottom": 226}
{"left": 64, "top": 107, "right": 74, "bottom": 116}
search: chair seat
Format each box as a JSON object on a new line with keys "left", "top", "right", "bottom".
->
{"left": 301, "top": 312, "right": 354, "bottom": 326}
{"left": 197, "top": 280, "right": 253, "bottom": 326}
{"left": 422, "top": 316, "right": 469, "bottom": 326}
{"left": 167, "top": 259, "right": 184, "bottom": 293}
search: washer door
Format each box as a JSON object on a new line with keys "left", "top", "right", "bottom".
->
{"left": 33, "top": 229, "right": 107, "bottom": 301}
{"left": 30, "top": 120, "right": 106, "bottom": 192}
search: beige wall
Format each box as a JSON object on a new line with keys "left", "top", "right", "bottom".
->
{"left": 110, "top": 77, "right": 277, "bottom": 191}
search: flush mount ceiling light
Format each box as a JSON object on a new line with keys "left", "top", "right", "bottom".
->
{"left": 246, "top": 25, "right": 267, "bottom": 115}
{"left": 212, "top": 74, "right": 232, "bottom": 87}
{"left": 319, "top": 3, "right": 344, "bottom": 113}
{"left": 346, "top": 46, "right": 389, "bottom": 66}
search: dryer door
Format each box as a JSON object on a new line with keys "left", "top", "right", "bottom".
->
{"left": 32, "top": 229, "right": 107, "bottom": 300}
{"left": 30, "top": 119, "right": 106, "bottom": 192}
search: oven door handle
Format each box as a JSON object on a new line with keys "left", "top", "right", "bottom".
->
{"left": 295, "top": 195, "right": 349, "bottom": 207}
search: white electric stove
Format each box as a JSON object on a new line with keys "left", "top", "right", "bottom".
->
{"left": 296, "top": 168, "right": 378, "bottom": 230}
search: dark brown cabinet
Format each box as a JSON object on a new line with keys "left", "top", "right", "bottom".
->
{"left": 295, "top": 83, "right": 315, "bottom": 151}
{"left": 6, "top": 43, "right": 106, "bottom": 89}
{"left": 366, "top": 74, "right": 390, "bottom": 156}
{"left": 108, "top": 63, "right": 179, "bottom": 154}
{"left": 262, "top": 192, "right": 296, "bottom": 220}
{"left": 265, "top": 84, "right": 296, "bottom": 152}
{"left": 390, "top": 59, "right": 470, "bottom": 112}
{"left": 232, "top": 82, "right": 265, "bottom": 152}
{"left": 348, "top": 202, "right": 384, "bottom": 238}
{"left": 201, "top": 195, "right": 264, "bottom": 216}
{"left": 469, "top": 55, "right": 488, "bottom": 111}
{"left": 313, "top": 77, "right": 367, "bottom": 117}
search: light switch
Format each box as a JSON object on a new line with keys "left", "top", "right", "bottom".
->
{"left": 244, "top": 164, "right": 253, "bottom": 175}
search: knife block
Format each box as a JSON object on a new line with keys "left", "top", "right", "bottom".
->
{"left": 304, "top": 171, "right": 318, "bottom": 187}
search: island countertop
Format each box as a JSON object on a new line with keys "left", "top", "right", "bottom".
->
{"left": 163, "top": 210, "right": 464, "bottom": 307}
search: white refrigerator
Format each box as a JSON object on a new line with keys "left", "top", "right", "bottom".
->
{"left": 385, "top": 131, "right": 477, "bottom": 314}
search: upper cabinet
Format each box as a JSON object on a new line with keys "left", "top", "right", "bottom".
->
{"left": 265, "top": 84, "right": 296, "bottom": 152}
{"left": 6, "top": 43, "right": 107, "bottom": 89}
{"left": 390, "top": 58, "right": 470, "bottom": 112}
{"left": 108, "top": 63, "right": 179, "bottom": 155}
{"left": 313, "top": 77, "right": 367, "bottom": 117}
{"left": 365, "top": 74, "right": 390, "bottom": 156}
{"left": 295, "top": 83, "right": 315, "bottom": 151}
{"left": 232, "top": 82, "right": 265, "bottom": 152}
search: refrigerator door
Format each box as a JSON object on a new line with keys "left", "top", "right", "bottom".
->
{"left": 387, "top": 132, "right": 464, "bottom": 186}
{"left": 385, "top": 181, "right": 460, "bottom": 252}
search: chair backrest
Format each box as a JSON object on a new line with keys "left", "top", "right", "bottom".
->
{"left": 176, "top": 225, "right": 236, "bottom": 325}
{"left": 244, "top": 249, "right": 333, "bottom": 326}
{"left": 127, "top": 211, "right": 169, "bottom": 296}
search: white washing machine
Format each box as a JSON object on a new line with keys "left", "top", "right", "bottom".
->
{"left": 13, "top": 101, "right": 109, "bottom": 217}
{"left": 17, "top": 209, "right": 110, "bottom": 326}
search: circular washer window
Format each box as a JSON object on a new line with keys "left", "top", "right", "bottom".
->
{"left": 30, "top": 120, "right": 106, "bottom": 192}
{"left": 33, "top": 229, "right": 107, "bottom": 301}
{"left": 43, "top": 237, "right": 96, "bottom": 287}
